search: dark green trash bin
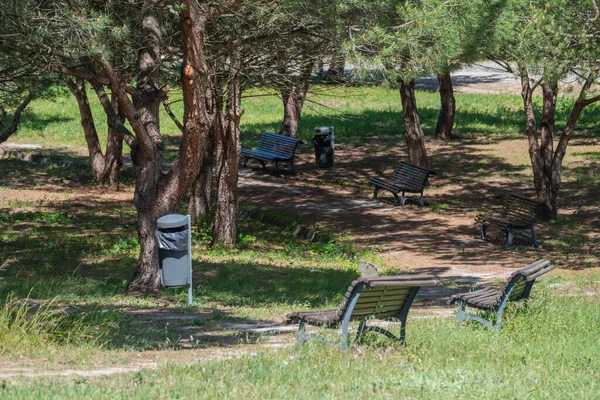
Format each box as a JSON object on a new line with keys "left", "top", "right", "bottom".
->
{"left": 156, "top": 214, "right": 191, "bottom": 290}
{"left": 312, "top": 126, "right": 335, "bottom": 169}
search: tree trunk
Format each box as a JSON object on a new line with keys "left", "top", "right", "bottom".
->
{"left": 399, "top": 79, "right": 428, "bottom": 168}
{"left": 188, "top": 139, "right": 214, "bottom": 221}
{"left": 280, "top": 88, "right": 299, "bottom": 138}
{"left": 212, "top": 56, "right": 242, "bottom": 245}
{"left": 520, "top": 67, "right": 561, "bottom": 220}
{"left": 434, "top": 71, "right": 455, "bottom": 141}
{"left": 121, "top": 3, "right": 214, "bottom": 292}
{"left": 537, "top": 83, "right": 558, "bottom": 219}
{"left": 520, "top": 68, "right": 545, "bottom": 194}
{"left": 280, "top": 61, "right": 313, "bottom": 138}
{"left": 0, "top": 91, "right": 33, "bottom": 144}
{"left": 65, "top": 78, "right": 123, "bottom": 185}
{"left": 188, "top": 85, "right": 218, "bottom": 222}
{"left": 547, "top": 75, "right": 600, "bottom": 220}
{"left": 126, "top": 12, "right": 166, "bottom": 293}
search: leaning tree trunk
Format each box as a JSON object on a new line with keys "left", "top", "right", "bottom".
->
{"left": 65, "top": 78, "right": 123, "bottom": 185}
{"left": 280, "top": 62, "right": 313, "bottom": 138}
{"left": 101, "top": 93, "right": 124, "bottom": 185}
{"left": 0, "top": 91, "right": 33, "bottom": 144}
{"left": 434, "top": 71, "right": 455, "bottom": 141}
{"left": 399, "top": 79, "right": 428, "bottom": 168}
{"left": 212, "top": 56, "right": 242, "bottom": 245}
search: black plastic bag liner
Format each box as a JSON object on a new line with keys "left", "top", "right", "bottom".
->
{"left": 156, "top": 227, "right": 189, "bottom": 251}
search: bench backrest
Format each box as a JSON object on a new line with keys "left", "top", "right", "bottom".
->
{"left": 336, "top": 274, "right": 438, "bottom": 321}
{"left": 256, "top": 132, "right": 301, "bottom": 157}
{"left": 500, "top": 194, "right": 541, "bottom": 225}
{"left": 389, "top": 162, "right": 432, "bottom": 191}
{"left": 502, "top": 259, "right": 555, "bottom": 302}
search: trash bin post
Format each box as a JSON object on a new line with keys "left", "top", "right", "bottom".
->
{"left": 187, "top": 215, "right": 192, "bottom": 305}
{"left": 313, "top": 126, "right": 335, "bottom": 174}
{"left": 156, "top": 213, "right": 193, "bottom": 306}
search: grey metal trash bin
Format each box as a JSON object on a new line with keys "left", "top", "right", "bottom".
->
{"left": 312, "top": 126, "right": 335, "bottom": 170}
{"left": 156, "top": 214, "right": 192, "bottom": 295}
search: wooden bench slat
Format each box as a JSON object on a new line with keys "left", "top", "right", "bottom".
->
{"left": 352, "top": 297, "right": 411, "bottom": 311}
{"left": 352, "top": 288, "right": 412, "bottom": 300}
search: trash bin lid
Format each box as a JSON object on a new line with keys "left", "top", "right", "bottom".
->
{"left": 314, "top": 126, "right": 333, "bottom": 133}
{"left": 157, "top": 214, "right": 189, "bottom": 229}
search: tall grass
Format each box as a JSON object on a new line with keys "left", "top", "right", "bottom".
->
{"left": 0, "top": 291, "right": 598, "bottom": 398}
{"left": 0, "top": 294, "right": 119, "bottom": 358}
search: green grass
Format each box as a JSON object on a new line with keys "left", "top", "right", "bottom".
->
{"left": 0, "top": 285, "right": 598, "bottom": 398}
{"left": 11, "top": 84, "right": 600, "bottom": 152}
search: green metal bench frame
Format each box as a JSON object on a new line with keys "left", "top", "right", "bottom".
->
{"left": 448, "top": 259, "right": 555, "bottom": 331}
{"left": 476, "top": 193, "right": 542, "bottom": 248}
{"left": 369, "top": 161, "right": 435, "bottom": 207}
{"left": 285, "top": 274, "right": 438, "bottom": 349}
{"left": 241, "top": 131, "right": 302, "bottom": 175}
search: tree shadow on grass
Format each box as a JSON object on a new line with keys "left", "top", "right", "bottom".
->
{"left": 18, "top": 113, "right": 75, "bottom": 132}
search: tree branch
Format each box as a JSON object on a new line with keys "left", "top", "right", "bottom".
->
{"left": 0, "top": 45, "right": 109, "bottom": 84}
{"left": 91, "top": 82, "right": 135, "bottom": 147}
{"left": 162, "top": 100, "right": 184, "bottom": 132}
{"left": 0, "top": 91, "right": 33, "bottom": 144}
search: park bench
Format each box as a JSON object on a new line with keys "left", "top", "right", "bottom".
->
{"left": 476, "top": 193, "right": 542, "bottom": 248}
{"left": 285, "top": 274, "right": 438, "bottom": 348}
{"left": 447, "top": 259, "right": 555, "bottom": 331}
{"left": 369, "top": 161, "right": 434, "bottom": 207}
{"left": 240, "top": 131, "right": 302, "bottom": 175}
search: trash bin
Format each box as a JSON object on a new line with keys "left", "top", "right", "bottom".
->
{"left": 312, "top": 126, "right": 334, "bottom": 169}
{"left": 156, "top": 214, "right": 191, "bottom": 288}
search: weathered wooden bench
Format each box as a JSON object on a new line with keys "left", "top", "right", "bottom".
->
{"left": 369, "top": 161, "right": 434, "bottom": 207}
{"left": 448, "top": 259, "right": 555, "bottom": 331}
{"left": 476, "top": 193, "right": 542, "bottom": 248}
{"left": 240, "top": 132, "right": 302, "bottom": 175}
{"left": 285, "top": 274, "right": 438, "bottom": 348}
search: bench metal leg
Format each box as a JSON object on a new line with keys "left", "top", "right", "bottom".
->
{"left": 400, "top": 192, "right": 425, "bottom": 207}
{"left": 394, "top": 193, "right": 402, "bottom": 205}
{"left": 373, "top": 187, "right": 380, "bottom": 199}
{"left": 243, "top": 156, "right": 248, "bottom": 168}
{"left": 355, "top": 320, "right": 405, "bottom": 346}
{"left": 507, "top": 229, "right": 515, "bottom": 248}
{"left": 297, "top": 321, "right": 334, "bottom": 346}
{"left": 507, "top": 227, "right": 538, "bottom": 248}
{"left": 530, "top": 226, "right": 538, "bottom": 248}
{"left": 456, "top": 301, "right": 496, "bottom": 330}
{"left": 481, "top": 224, "right": 488, "bottom": 240}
